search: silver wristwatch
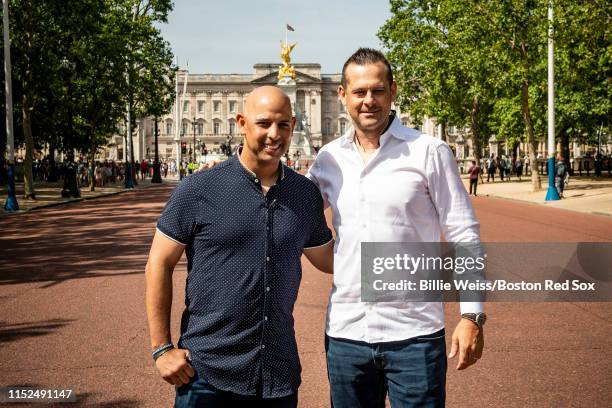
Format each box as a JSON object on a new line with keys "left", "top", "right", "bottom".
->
{"left": 461, "top": 312, "right": 487, "bottom": 328}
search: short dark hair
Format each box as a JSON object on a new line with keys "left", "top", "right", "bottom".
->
{"left": 341, "top": 48, "right": 393, "bottom": 88}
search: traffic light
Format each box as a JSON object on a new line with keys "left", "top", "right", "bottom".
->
{"left": 181, "top": 142, "right": 186, "bottom": 155}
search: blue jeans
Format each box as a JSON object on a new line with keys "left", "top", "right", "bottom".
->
{"left": 174, "top": 372, "right": 298, "bottom": 408}
{"left": 325, "top": 329, "right": 447, "bottom": 408}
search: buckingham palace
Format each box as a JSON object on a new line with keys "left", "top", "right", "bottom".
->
{"left": 107, "top": 60, "right": 594, "bottom": 166}
{"left": 107, "top": 62, "right": 440, "bottom": 164}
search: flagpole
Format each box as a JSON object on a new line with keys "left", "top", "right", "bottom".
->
{"left": 285, "top": 26, "right": 288, "bottom": 46}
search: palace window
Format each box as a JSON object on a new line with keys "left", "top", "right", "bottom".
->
{"left": 339, "top": 119, "right": 347, "bottom": 135}
{"left": 229, "top": 120, "right": 236, "bottom": 135}
{"left": 183, "top": 101, "right": 190, "bottom": 113}
{"left": 166, "top": 122, "right": 172, "bottom": 135}
{"left": 229, "top": 101, "right": 236, "bottom": 113}
{"left": 323, "top": 120, "right": 331, "bottom": 135}
{"left": 197, "top": 122, "right": 204, "bottom": 135}
{"left": 198, "top": 101, "right": 205, "bottom": 113}
{"left": 213, "top": 121, "right": 221, "bottom": 135}
{"left": 214, "top": 101, "right": 221, "bottom": 113}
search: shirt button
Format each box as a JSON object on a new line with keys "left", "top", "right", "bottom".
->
{"left": 264, "top": 316, "right": 268, "bottom": 321}
{"left": 266, "top": 226, "right": 270, "bottom": 231}
{"left": 261, "top": 344, "right": 266, "bottom": 349}
{"left": 255, "top": 178, "right": 259, "bottom": 183}
{"left": 266, "top": 286, "right": 270, "bottom": 292}
{"left": 266, "top": 256, "right": 270, "bottom": 261}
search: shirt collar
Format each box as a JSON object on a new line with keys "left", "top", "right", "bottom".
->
{"left": 340, "top": 111, "right": 411, "bottom": 148}
{"left": 234, "top": 149, "right": 286, "bottom": 182}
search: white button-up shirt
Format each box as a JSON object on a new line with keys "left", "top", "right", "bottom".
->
{"left": 307, "top": 117, "right": 483, "bottom": 343}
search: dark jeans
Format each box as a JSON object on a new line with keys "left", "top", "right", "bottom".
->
{"left": 325, "top": 329, "right": 447, "bottom": 408}
{"left": 175, "top": 372, "right": 298, "bottom": 408}
{"left": 469, "top": 179, "right": 478, "bottom": 195}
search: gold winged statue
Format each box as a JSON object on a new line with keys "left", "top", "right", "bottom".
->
{"left": 278, "top": 41, "right": 297, "bottom": 81}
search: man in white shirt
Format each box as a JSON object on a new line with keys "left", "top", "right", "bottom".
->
{"left": 307, "top": 48, "right": 485, "bottom": 407}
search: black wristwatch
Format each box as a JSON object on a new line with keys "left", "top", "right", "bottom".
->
{"left": 461, "top": 312, "right": 487, "bottom": 328}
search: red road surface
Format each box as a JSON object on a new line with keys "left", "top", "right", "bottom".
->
{"left": 0, "top": 185, "right": 610, "bottom": 407}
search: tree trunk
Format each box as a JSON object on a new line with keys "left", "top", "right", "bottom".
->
{"left": 22, "top": 94, "right": 36, "bottom": 199}
{"left": 129, "top": 117, "right": 137, "bottom": 185}
{"left": 469, "top": 97, "right": 482, "bottom": 167}
{"left": 520, "top": 80, "right": 541, "bottom": 191}
{"left": 21, "top": 3, "right": 36, "bottom": 199}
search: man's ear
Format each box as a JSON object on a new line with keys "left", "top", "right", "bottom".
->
{"left": 291, "top": 116, "right": 296, "bottom": 132}
{"left": 338, "top": 85, "right": 346, "bottom": 106}
{"left": 236, "top": 113, "right": 246, "bottom": 134}
{"left": 391, "top": 81, "right": 398, "bottom": 102}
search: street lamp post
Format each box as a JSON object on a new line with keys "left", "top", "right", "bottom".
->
{"left": 3, "top": 0, "right": 18, "bottom": 211}
{"left": 545, "top": 3, "right": 560, "bottom": 201}
{"left": 151, "top": 116, "right": 162, "bottom": 183}
{"left": 192, "top": 117, "right": 197, "bottom": 163}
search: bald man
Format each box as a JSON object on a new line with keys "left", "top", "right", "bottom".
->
{"left": 145, "top": 85, "right": 333, "bottom": 408}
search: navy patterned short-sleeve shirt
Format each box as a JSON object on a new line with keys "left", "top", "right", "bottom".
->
{"left": 156, "top": 155, "right": 332, "bottom": 398}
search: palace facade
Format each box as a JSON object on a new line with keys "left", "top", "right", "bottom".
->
{"left": 106, "top": 62, "right": 438, "bottom": 163}
{"left": 104, "top": 62, "right": 609, "bottom": 167}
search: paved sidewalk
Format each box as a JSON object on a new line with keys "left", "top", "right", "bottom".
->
{"left": 5, "top": 174, "right": 610, "bottom": 218}
{"left": 0, "top": 176, "right": 178, "bottom": 217}
{"left": 463, "top": 174, "right": 612, "bottom": 217}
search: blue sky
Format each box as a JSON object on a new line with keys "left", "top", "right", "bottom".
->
{"left": 158, "top": 0, "right": 392, "bottom": 74}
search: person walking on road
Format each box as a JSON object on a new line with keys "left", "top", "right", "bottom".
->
{"left": 468, "top": 160, "right": 480, "bottom": 196}
{"left": 145, "top": 85, "right": 333, "bottom": 408}
{"left": 307, "top": 48, "right": 485, "bottom": 408}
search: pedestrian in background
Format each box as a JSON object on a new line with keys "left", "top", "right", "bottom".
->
{"left": 555, "top": 154, "right": 568, "bottom": 198}
{"left": 468, "top": 160, "right": 480, "bottom": 196}
{"left": 515, "top": 157, "right": 523, "bottom": 181}
{"left": 487, "top": 155, "right": 496, "bottom": 182}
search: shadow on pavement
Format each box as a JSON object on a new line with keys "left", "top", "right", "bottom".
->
{"left": 0, "top": 319, "right": 75, "bottom": 344}
{"left": 70, "top": 393, "right": 142, "bottom": 408}
{"left": 0, "top": 185, "right": 175, "bottom": 286}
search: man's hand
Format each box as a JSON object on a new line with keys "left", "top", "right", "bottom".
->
{"left": 448, "top": 318, "right": 484, "bottom": 370}
{"left": 155, "top": 348, "right": 195, "bottom": 386}
{"left": 197, "top": 160, "right": 222, "bottom": 172}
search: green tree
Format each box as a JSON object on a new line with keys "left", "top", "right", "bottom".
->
{"left": 379, "top": 0, "right": 500, "bottom": 167}
{"left": 3, "top": 0, "right": 175, "bottom": 194}
{"left": 554, "top": 0, "right": 611, "bottom": 164}
{"left": 118, "top": 0, "right": 174, "bottom": 185}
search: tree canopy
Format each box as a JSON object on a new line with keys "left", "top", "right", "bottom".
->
{"left": 1, "top": 0, "right": 175, "bottom": 195}
{"left": 379, "top": 0, "right": 611, "bottom": 191}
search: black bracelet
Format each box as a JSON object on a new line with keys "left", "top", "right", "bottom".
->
{"left": 152, "top": 343, "right": 174, "bottom": 361}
